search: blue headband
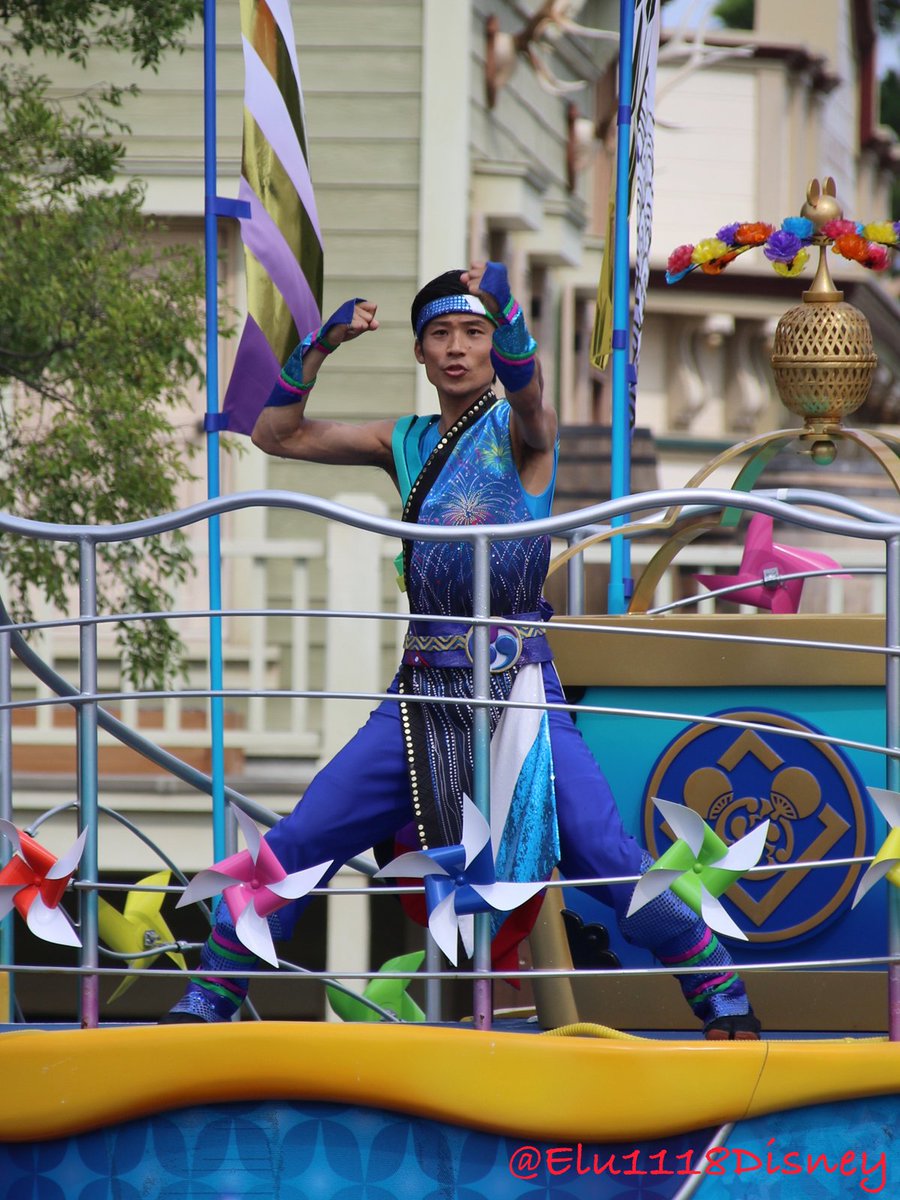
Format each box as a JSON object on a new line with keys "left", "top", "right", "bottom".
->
{"left": 414, "top": 294, "right": 490, "bottom": 340}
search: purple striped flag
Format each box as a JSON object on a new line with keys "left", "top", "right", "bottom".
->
{"left": 222, "top": 0, "right": 324, "bottom": 434}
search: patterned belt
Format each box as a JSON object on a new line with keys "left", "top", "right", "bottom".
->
{"left": 402, "top": 619, "right": 551, "bottom": 671}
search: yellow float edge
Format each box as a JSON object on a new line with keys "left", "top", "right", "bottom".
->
{"left": 2, "top": 1024, "right": 899, "bottom": 1145}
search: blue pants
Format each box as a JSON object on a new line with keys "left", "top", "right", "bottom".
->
{"left": 267, "top": 660, "right": 643, "bottom": 933}
{"left": 178, "top": 660, "right": 750, "bottom": 1026}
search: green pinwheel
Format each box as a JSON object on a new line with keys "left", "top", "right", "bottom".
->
{"left": 627, "top": 797, "right": 770, "bottom": 940}
{"left": 98, "top": 869, "right": 187, "bottom": 1002}
{"left": 326, "top": 950, "right": 426, "bottom": 1023}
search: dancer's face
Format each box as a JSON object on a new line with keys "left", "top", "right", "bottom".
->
{"left": 415, "top": 313, "right": 495, "bottom": 408}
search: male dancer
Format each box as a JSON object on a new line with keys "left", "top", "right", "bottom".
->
{"left": 164, "top": 262, "right": 759, "bottom": 1038}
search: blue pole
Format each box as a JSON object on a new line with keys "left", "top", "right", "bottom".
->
{"left": 607, "top": 0, "right": 635, "bottom": 615}
{"left": 203, "top": 0, "right": 228, "bottom": 861}
{"left": 78, "top": 539, "right": 100, "bottom": 1027}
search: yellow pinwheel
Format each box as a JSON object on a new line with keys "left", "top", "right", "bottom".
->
{"left": 853, "top": 789, "right": 900, "bottom": 908}
{"left": 98, "top": 870, "right": 187, "bottom": 1002}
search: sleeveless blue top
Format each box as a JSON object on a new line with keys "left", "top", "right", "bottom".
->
{"left": 393, "top": 401, "right": 558, "bottom": 620}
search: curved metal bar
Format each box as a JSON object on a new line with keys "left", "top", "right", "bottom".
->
{"left": 2, "top": 486, "right": 900, "bottom": 545}
{"left": 0, "top": 594, "right": 378, "bottom": 875}
{"left": 7, "top": 951, "right": 900, "bottom": 981}
{"left": 5, "top": 483, "right": 900, "bottom": 1026}
{"left": 649, "top": 566, "right": 884, "bottom": 615}
{"left": 30, "top": 801, "right": 195, "bottom": 894}
{"left": 4, "top": 685, "right": 897, "bottom": 765}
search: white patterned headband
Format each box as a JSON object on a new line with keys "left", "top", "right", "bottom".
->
{"left": 414, "top": 295, "right": 490, "bottom": 340}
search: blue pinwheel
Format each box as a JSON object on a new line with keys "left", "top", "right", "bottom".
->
{"left": 375, "top": 795, "right": 545, "bottom": 965}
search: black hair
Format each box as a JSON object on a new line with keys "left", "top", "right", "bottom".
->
{"left": 410, "top": 269, "right": 468, "bottom": 334}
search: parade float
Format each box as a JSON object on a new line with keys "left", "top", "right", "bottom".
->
{"left": 3, "top": 3, "right": 900, "bottom": 1199}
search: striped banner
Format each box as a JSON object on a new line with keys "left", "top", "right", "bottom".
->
{"left": 628, "top": 0, "right": 660, "bottom": 427}
{"left": 590, "top": 0, "right": 660, "bottom": 420}
{"left": 222, "top": 0, "right": 324, "bottom": 434}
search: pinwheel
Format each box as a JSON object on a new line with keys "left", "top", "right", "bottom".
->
{"left": 375, "top": 795, "right": 546, "bottom": 965}
{"left": 177, "top": 805, "right": 333, "bottom": 967}
{"left": 695, "top": 513, "right": 846, "bottom": 614}
{"left": 0, "top": 819, "right": 86, "bottom": 947}
{"left": 852, "top": 788, "right": 900, "bottom": 908}
{"left": 326, "top": 950, "right": 426, "bottom": 1023}
{"left": 628, "top": 797, "right": 770, "bottom": 940}
{"left": 98, "top": 870, "right": 188, "bottom": 1002}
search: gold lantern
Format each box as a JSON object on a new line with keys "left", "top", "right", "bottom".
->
{"left": 769, "top": 179, "right": 878, "bottom": 466}
{"left": 547, "top": 177, "right": 900, "bottom": 612}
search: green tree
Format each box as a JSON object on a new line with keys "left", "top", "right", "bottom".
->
{"left": 878, "top": 1, "right": 899, "bottom": 34}
{"left": 0, "top": 1, "right": 214, "bottom": 688}
{"left": 712, "top": 0, "right": 754, "bottom": 30}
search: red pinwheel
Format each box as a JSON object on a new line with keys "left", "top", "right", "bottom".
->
{"left": 0, "top": 819, "right": 87, "bottom": 947}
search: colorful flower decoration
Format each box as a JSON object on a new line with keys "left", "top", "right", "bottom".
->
{"left": 666, "top": 215, "right": 899, "bottom": 284}
{"left": 694, "top": 513, "right": 847, "bottom": 614}
{"left": 98, "top": 870, "right": 188, "bottom": 1002}
{"left": 177, "top": 804, "right": 333, "bottom": 967}
{"left": 627, "top": 797, "right": 770, "bottom": 940}
{"left": 0, "top": 819, "right": 87, "bottom": 947}
{"left": 852, "top": 788, "right": 900, "bottom": 908}
{"left": 326, "top": 950, "right": 426, "bottom": 1023}
{"left": 375, "top": 795, "right": 546, "bottom": 965}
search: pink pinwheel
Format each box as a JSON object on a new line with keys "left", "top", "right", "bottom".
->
{"left": 0, "top": 819, "right": 87, "bottom": 947}
{"left": 375, "top": 795, "right": 546, "bottom": 965}
{"left": 177, "top": 805, "right": 332, "bottom": 966}
{"left": 695, "top": 514, "right": 846, "bottom": 613}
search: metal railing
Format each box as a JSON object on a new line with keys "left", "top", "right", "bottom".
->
{"left": 1, "top": 485, "right": 899, "bottom": 1033}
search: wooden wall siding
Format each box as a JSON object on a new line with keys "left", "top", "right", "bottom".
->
{"left": 652, "top": 63, "right": 758, "bottom": 266}
{"left": 818, "top": 5, "right": 859, "bottom": 200}
{"left": 30, "top": 2, "right": 426, "bottom": 430}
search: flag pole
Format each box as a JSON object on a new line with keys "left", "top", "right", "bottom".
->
{"left": 607, "top": 0, "right": 635, "bottom": 615}
{"left": 203, "top": 0, "right": 229, "bottom": 860}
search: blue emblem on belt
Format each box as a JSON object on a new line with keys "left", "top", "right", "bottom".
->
{"left": 465, "top": 624, "right": 523, "bottom": 672}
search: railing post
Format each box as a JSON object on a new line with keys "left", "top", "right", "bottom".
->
{"left": 886, "top": 535, "right": 900, "bottom": 1040}
{"left": 78, "top": 538, "right": 100, "bottom": 1028}
{"left": 471, "top": 535, "right": 492, "bottom": 1031}
{"left": 0, "top": 627, "right": 14, "bottom": 1020}
{"left": 566, "top": 533, "right": 586, "bottom": 616}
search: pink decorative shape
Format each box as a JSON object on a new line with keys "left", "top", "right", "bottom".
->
{"left": 695, "top": 514, "right": 846, "bottom": 613}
